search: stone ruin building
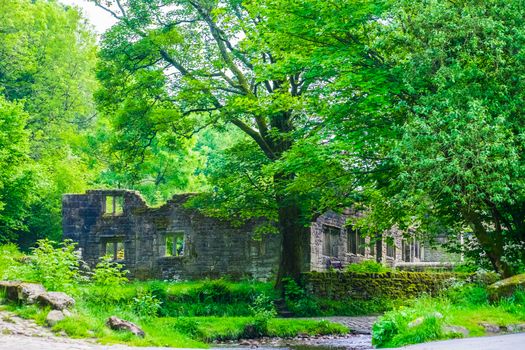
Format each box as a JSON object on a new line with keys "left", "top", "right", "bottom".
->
{"left": 62, "top": 190, "right": 456, "bottom": 280}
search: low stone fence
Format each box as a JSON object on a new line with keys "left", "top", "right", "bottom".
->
{"left": 302, "top": 271, "right": 471, "bottom": 300}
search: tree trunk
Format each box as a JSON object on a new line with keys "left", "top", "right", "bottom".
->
{"left": 274, "top": 195, "right": 309, "bottom": 290}
{"left": 462, "top": 208, "right": 514, "bottom": 277}
{"left": 472, "top": 229, "right": 513, "bottom": 278}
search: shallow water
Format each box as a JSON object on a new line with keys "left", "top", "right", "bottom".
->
{"left": 214, "top": 335, "right": 373, "bottom": 350}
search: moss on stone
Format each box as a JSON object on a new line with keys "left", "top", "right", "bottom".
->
{"left": 488, "top": 273, "right": 525, "bottom": 300}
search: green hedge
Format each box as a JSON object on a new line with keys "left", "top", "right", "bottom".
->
{"left": 302, "top": 271, "right": 471, "bottom": 300}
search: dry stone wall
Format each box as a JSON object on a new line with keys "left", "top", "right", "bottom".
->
{"left": 302, "top": 271, "right": 470, "bottom": 300}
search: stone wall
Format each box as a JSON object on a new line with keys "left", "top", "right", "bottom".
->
{"left": 63, "top": 190, "right": 460, "bottom": 281}
{"left": 302, "top": 271, "right": 469, "bottom": 300}
{"left": 310, "top": 211, "right": 457, "bottom": 272}
{"left": 63, "top": 190, "right": 281, "bottom": 280}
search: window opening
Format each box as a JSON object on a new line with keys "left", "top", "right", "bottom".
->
{"left": 103, "top": 240, "right": 125, "bottom": 261}
{"left": 165, "top": 233, "right": 185, "bottom": 257}
{"left": 386, "top": 241, "right": 395, "bottom": 258}
{"left": 357, "top": 231, "right": 366, "bottom": 256}
{"left": 348, "top": 227, "right": 357, "bottom": 255}
{"left": 323, "top": 225, "right": 341, "bottom": 257}
{"left": 105, "top": 195, "right": 123, "bottom": 215}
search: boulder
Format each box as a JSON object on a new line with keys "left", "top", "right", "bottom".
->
{"left": 0, "top": 281, "right": 21, "bottom": 302}
{"left": 443, "top": 325, "right": 469, "bottom": 337}
{"left": 479, "top": 322, "right": 500, "bottom": 333}
{"left": 17, "top": 283, "right": 46, "bottom": 304}
{"left": 106, "top": 316, "right": 145, "bottom": 337}
{"left": 46, "top": 310, "right": 66, "bottom": 327}
{"left": 408, "top": 317, "right": 424, "bottom": 328}
{"left": 37, "top": 292, "right": 75, "bottom": 310}
{"left": 488, "top": 273, "right": 525, "bottom": 300}
{"left": 506, "top": 324, "right": 525, "bottom": 333}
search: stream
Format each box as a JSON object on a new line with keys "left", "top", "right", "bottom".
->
{"left": 214, "top": 334, "right": 373, "bottom": 350}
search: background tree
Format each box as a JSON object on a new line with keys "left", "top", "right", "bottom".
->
{"left": 0, "top": 0, "right": 98, "bottom": 246}
{"left": 0, "top": 97, "right": 32, "bottom": 243}
{"left": 375, "top": 0, "right": 525, "bottom": 276}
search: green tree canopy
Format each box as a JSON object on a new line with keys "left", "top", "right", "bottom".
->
{"left": 92, "top": 0, "right": 391, "bottom": 282}
{"left": 0, "top": 0, "right": 98, "bottom": 246}
{"left": 372, "top": 0, "right": 525, "bottom": 276}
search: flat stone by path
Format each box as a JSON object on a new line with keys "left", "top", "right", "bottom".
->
{"left": 310, "top": 316, "right": 378, "bottom": 334}
{"left": 0, "top": 310, "right": 56, "bottom": 338}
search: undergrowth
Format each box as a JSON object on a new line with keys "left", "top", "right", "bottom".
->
{"left": 372, "top": 284, "right": 525, "bottom": 348}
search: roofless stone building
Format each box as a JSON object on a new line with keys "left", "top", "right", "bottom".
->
{"left": 62, "top": 190, "right": 455, "bottom": 280}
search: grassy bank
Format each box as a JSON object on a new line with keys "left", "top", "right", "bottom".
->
{"left": 372, "top": 284, "right": 525, "bottom": 348}
{"left": 0, "top": 242, "right": 347, "bottom": 348}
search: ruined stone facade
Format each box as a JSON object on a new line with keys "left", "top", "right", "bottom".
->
{"left": 63, "top": 190, "right": 456, "bottom": 280}
{"left": 62, "top": 190, "right": 280, "bottom": 280}
{"left": 310, "top": 210, "right": 459, "bottom": 272}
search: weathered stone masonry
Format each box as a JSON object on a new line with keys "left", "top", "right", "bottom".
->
{"left": 62, "top": 190, "right": 281, "bottom": 280}
{"left": 63, "top": 190, "right": 456, "bottom": 280}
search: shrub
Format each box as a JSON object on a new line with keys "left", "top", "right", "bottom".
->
{"left": 283, "top": 278, "right": 321, "bottom": 316}
{"left": 445, "top": 284, "right": 489, "bottom": 306}
{"left": 245, "top": 293, "right": 277, "bottom": 337}
{"left": 372, "top": 297, "right": 449, "bottom": 348}
{"left": 193, "top": 280, "right": 231, "bottom": 303}
{"left": 132, "top": 290, "right": 162, "bottom": 319}
{"left": 92, "top": 255, "right": 129, "bottom": 287}
{"left": 346, "top": 260, "right": 392, "bottom": 273}
{"left": 283, "top": 278, "right": 306, "bottom": 301}
{"left": 29, "top": 239, "right": 80, "bottom": 291}
{"left": 453, "top": 262, "right": 479, "bottom": 274}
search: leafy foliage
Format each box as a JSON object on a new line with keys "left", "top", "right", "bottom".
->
{"left": 0, "top": 0, "right": 97, "bottom": 246}
{"left": 346, "top": 261, "right": 393, "bottom": 274}
{"left": 92, "top": 255, "right": 129, "bottom": 287}
{"left": 378, "top": 0, "right": 525, "bottom": 276}
{"left": 29, "top": 239, "right": 81, "bottom": 291}
{"left": 132, "top": 290, "right": 162, "bottom": 319}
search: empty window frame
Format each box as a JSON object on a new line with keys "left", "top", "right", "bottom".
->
{"left": 322, "top": 225, "right": 341, "bottom": 257}
{"left": 104, "top": 240, "right": 125, "bottom": 261}
{"left": 105, "top": 195, "right": 124, "bottom": 215}
{"left": 375, "top": 239, "right": 383, "bottom": 262}
{"left": 348, "top": 227, "right": 357, "bottom": 255}
{"left": 165, "top": 233, "right": 185, "bottom": 257}
{"left": 357, "top": 232, "right": 366, "bottom": 256}
{"left": 402, "top": 240, "right": 412, "bottom": 262}
{"left": 414, "top": 240, "right": 420, "bottom": 260}
{"left": 386, "top": 240, "right": 395, "bottom": 258}
{"left": 347, "top": 227, "right": 366, "bottom": 256}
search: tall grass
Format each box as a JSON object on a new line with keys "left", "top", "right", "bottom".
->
{"left": 0, "top": 243, "right": 348, "bottom": 348}
{"left": 372, "top": 284, "right": 525, "bottom": 348}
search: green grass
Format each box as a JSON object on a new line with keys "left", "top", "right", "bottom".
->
{"left": 372, "top": 286, "right": 525, "bottom": 348}
{"left": 1, "top": 280, "right": 345, "bottom": 348}
{"left": 49, "top": 313, "right": 347, "bottom": 347}
{"left": 447, "top": 306, "right": 525, "bottom": 337}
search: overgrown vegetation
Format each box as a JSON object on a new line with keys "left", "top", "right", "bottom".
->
{"left": 282, "top": 277, "right": 401, "bottom": 317}
{"left": 345, "top": 261, "right": 393, "bottom": 274}
{"left": 0, "top": 242, "right": 347, "bottom": 347}
{"left": 372, "top": 284, "right": 525, "bottom": 348}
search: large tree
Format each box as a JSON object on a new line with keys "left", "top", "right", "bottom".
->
{"left": 375, "top": 0, "right": 525, "bottom": 276}
{"left": 93, "top": 0, "right": 388, "bottom": 283}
